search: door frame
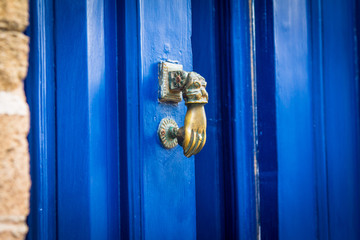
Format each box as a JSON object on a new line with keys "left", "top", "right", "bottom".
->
{"left": 26, "top": 0, "right": 56, "bottom": 239}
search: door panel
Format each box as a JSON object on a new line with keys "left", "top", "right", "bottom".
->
{"left": 274, "top": 0, "right": 318, "bottom": 239}
{"left": 322, "top": 0, "right": 360, "bottom": 238}
{"left": 55, "top": 0, "right": 120, "bottom": 239}
{"left": 26, "top": 0, "right": 360, "bottom": 239}
{"left": 139, "top": 1, "right": 196, "bottom": 239}
{"left": 27, "top": 0, "right": 260, "bottom": 239}
{"left": 27, "top": 0, "right": 261, "bottom": 239}
{"left": 120, "top": 0, "right": 259, "bottom": 239}
{"left": 274, "top": 0, "right": 360, "bottom": 239}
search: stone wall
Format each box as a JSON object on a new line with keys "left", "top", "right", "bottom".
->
{"left": 0, "top": 0, "right": 30, "bottom": 239}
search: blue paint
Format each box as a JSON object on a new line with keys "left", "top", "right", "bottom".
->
{"left": 274, "top": 0, "right": 360, "bottom": 239}
{"left": 216, "top": 0, "right": 260, "bottom": 239}
{"left": 139, "top": 0, "right": 196, "bottom": 239}
{"left": 25, "top": 0, "right": 56, "bottom": 239}
{"left": 104, "top": 0, "right": 121, "bottom": 238}
{"left": 229, "top": 0, "right": 260, "bottom": 238}
{"left": 117, "top": 0, "right": 142, "bottom": 238}
{"left": 55, "top": 0, "right": 120, "bottom": 239}
{"left": 254, "top": 0, "right": 279, "bottom": 239}
{"left": 193, "top": 0, "right": 261, "bottom": 239}
{"left": 55, "top": 1, "right": 91, "bottom": 238}
{"left": 192, "top": 0, "right": 225, "bottom": 239}
{"left": 28, "top": 0, "right": 260, "bottom": 238}
{"left": 322, "top": 0, "right": 360, "bottom": 238}
{"left": 311, "top": 0, "right": 330, "bottom": 239}
{"left": 26, "top": 0, "right": 360, "bottom": 239}
{"left": 274, "top": 0, "right": 318, "bottom": 239}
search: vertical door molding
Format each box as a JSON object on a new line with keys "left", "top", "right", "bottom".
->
{"left": 274, "top": 0, "right": 318, "bottom": 239}
{"left": 216, "top": 0, "right": 260, "bottom": 239}
{"left": 117, "top": 0, "right": 142, "bottom": 238}
{"left": 55, "top": 0, "right": 120, "bottom": 239}
{"left": 26, "top": 0, "right": 56, "bottom": 239}
{"left": 321, "top": 0, "right": 360, "bottom": 238}
{"left": 254, "top": 0, "right": 279, "bottom": 238}
{"left": 274, "top": 0, "right": 360, "bottom": 239}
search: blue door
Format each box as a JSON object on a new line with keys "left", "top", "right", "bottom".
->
{"left": 25, "top": 0, "right": 360, "bottom": 239}
{"left": 26, "top": 0, "right": 259, "bottom": 239}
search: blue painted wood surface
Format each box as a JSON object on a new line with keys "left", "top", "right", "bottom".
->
{"left": 25, "top": 0, "right": 56, "bottom": 239}
{"left": 226, "top": 0, "right": 260, "bottom": 238}
{"left": 26, "top": 0, "right": 260, "bottom": 239}
{"left": 193, "top": 0, "right": 262, "bottom": 239}
{"left": 139, "top": 0, "right": 196, "bottom": 239}
{"left": 55, "top": 0, "right": 120, "bottom": 239}
{"left": 192, "top": 0, "right": 224, "bottom": 239}
{"left": 26, "top": 0, "right": 360, "bottom": 239}
{"left": 311, "top": 0, "right": 330, "bottom": 239}
{"left": 254, "top": 0, "right": 278, "bottom": 239}
{"left": 118, "top": 0, "right": 260, "bottom": 239}
{"left": 322, "top": 0, "right": 360, "bottom": 239}
{"left": 274, "top": 0, "right": 360, "bottom": 239}
{"left": 116, "top": 0, "right": 142, "bottom": 239}
{"left": 274, "top": 0, "right": 320, "bottom": 239}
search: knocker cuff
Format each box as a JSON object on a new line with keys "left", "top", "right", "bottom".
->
{"left": 182, "top": 72, "right": 209, "bottom": 105}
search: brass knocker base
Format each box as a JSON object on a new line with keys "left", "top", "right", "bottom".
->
{"left": 157, "top": 119, "right": 186, "bottom": 146}
{"left": 158, "top": 118, "right": 181, "bottom": 149}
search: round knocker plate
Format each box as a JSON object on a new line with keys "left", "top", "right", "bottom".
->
{"left": 158, "top": 118, "right": 179, "bottom": 149}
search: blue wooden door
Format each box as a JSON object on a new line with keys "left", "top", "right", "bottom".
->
{"left": 25, "top": 0, "right": 360, "bottom": 239}
{"left": 26, "top": 0, "right": 259, "bottom": 239}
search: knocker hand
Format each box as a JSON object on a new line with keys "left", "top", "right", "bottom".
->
{"left": 157, "top": 65, "right": 208, "bottom": 157}
{"left": 180, "top": 104, "right": 207, "bottom": 157}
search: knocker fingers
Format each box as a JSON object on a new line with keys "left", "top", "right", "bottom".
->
{"left": 184, "top": 129, "right": 199, "bottom": 157}
{"left": 185, "top": 130, "right": 202, "bottom": 157}
{"left": 184, "top": 129, "right": 195, "bottom": 156}
{"left": 193, "top": 130, "right": 206, "bottom": 155}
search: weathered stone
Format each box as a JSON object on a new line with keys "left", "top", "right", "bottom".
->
{"left": 0, "top": 0, "right": 28, "bottom": 31}
{"left": 0, "top": 216, "right": 27, "bottom": 240}
{"left": 0, "top": 223, "right": 28, "bottom": 240}
{"left": 0, "top": 115, "right": 30, "bottom": 217}
{"left": 0, "top": 31, "right": 29, "bottom": 91}
{"left": 0, "top": 1, "right": 30, "bottom": 239}
{"left": 0, "top": 90, "right": 28, "bottom": 115}
{"left": 0, "top": 231, "right": 27, "bottom": 240}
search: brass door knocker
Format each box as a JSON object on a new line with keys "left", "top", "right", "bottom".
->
{"left": 158, "top": 62, "right": 208, "bottom": 158}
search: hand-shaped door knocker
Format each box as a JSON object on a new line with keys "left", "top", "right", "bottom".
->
{"left": 158, "top": 62, "right": 208, "bottom": 158}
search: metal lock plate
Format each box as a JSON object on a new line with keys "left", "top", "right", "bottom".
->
{"left": 158, "top": 61, "right": 183, "bottom": 103}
